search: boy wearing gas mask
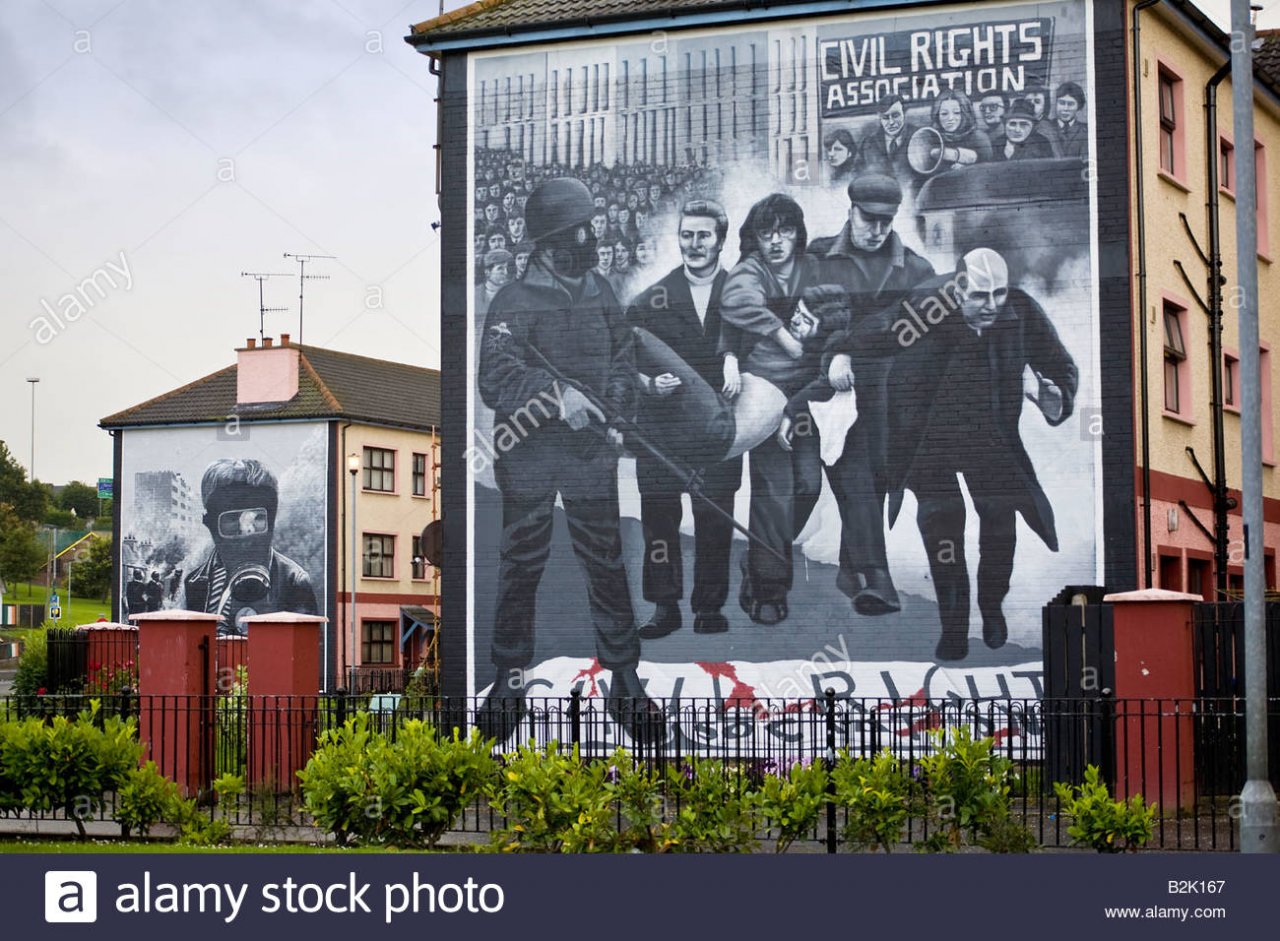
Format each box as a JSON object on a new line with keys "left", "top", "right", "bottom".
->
{"left": 477, "top": 177, "right": 661, "bottom": 744}
{"left": 181, "top": 458, "right": 318, "bottom": 634}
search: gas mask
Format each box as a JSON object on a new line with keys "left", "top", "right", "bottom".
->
{"left": 204, "top": 484, "right": 276, "bottom": 628}
{"left": 546, "top": 224, "right": 598, "bottom": 280}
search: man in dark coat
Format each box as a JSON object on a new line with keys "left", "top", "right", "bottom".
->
{"left": 996, "top": 100, "right": 1056, "bottom": 160}
{"left": 809, "top": 174, "right": 936, "bottom": 616}
{"left": 626, "top": 199, "right": 741, "bottom": 638}
{"left": 856, "top": 248, "right": 1078, "bottom": 660}
{"left": 1041, "top": 82, "right": 1089, "bottom": 160}
{"left": 124, "top": 570, "right": 145, "bottom": 617}
{"left": 477, "top": 177, "right": 661, "bottom": 742}
{"left": 854, "top": 95, "right": 921, "bottom": 186}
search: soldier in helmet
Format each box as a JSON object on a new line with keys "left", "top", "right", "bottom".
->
{"left": 477, "top": 176, "right": 662, "bottom": 743}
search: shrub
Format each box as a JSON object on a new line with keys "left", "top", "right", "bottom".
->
{"left": 165, "top": 795, "right": 233, "bottom": 846}
{"left": 296, "top": 713, "right": 374, "bottom": 846}
{"left": 298, "top": 714, "right": 496, "bottom": 848}
{"left": 11, "top": 630, "right": 47, "bottom": 700}
{"left": 369, "top": 721, "right": 495, "bottom": 848}
{"left": 605, "top": 750, "right": 671, "bottom": 852}
{"left": 1053, "top": 765, "right": 1156, "bottom": 853}
{"left": 0, "top": 702, "right": 142, "bottom": 839}
{"left": 756, "top": 760, "right": 827, "bottom": 853}
{"left": 916, "top": 726, "right": 1032, "bottom": 853}
{"left": 832, "top": 749, "right": 910, "bottom": 853}
{"left": 665, "top": 757, "right": 760, "bottom": 853}
{"left": 212, "top": 772, "right": 246, "bottom": 803}
{"left": 117, "top": 762, "right": 180, "bottom": 838}
{"left": 490, "top": 741, "right": 617, "bottom": 852}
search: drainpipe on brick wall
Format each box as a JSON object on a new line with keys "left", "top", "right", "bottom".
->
{"left": 1206, "top": 60, "right": 1234, "bottom": 597}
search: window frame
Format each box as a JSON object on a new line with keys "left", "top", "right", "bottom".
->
{"left": 1223, "top": 350, "right": 1240, "bottom": 413}
{"left": 411, "top": 533, "right": 427, "bottom": 581}
{"left": 362, "top": 532, "right": 396, "bottom": 579}
{"left": 1162, "top": 297, "right": 1193, "bottom": 423}
{"left": 1219, "top": 136, "right": 1235, "bottom": 195}
{"left": 362, "top": 447, "right": 396, "bottom": 493}
{"left": 360, "top": 620, "right": 396, "bottom": 666}
{"left": 412, "top": 452, "right": 427, "bottom": 497}
{"left": 1157, "top": 63, "right": 1186, "bottom": 186}
{"left": 1256, "top": 141, "right": 1271, "bottom": 260}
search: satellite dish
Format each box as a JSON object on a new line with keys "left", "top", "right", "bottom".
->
{"left": 419, "top": 520, "right": 443, "bottom": 568}
{"left": 907, "top": 126, "right": 946, "bottom": 175}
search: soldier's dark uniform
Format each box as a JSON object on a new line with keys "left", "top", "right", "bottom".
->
{"left": 478, "top": 250, "right": 641, "bottom": 679}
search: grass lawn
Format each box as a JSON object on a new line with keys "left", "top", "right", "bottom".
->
{"left": 0, "top": 838, "right": 427, "bottom": 854}
{"left": 1, "top": 581, "right": 112, "bottom": 630}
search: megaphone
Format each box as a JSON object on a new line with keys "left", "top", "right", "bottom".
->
{"left": 907, "top": 127, "right": 978, "bottom": 175}
{"left": 907, "top": 127, "right": 947, "bottom": 175}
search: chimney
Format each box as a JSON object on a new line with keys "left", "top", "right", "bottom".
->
{"left": 247, "top": 338, "right": 257, "bottom": 349}
{"left": 237, "top": 336, "right": 300, "bottom": 405}
{"left": 280, "top": 333, "right": 291, "bottom": 347}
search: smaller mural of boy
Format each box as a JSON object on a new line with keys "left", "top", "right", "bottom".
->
{"left": 181, "top": 458, "right": 318, "bottom": 634}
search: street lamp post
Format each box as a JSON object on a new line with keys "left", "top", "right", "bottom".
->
{"left": 25, "top": 378, "right": 38, "bottom": 480}
{"left": 348, "top": 452, "right": 360, "bottom": 692}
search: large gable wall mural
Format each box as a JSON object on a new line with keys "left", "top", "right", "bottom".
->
{"left": 456, "top": 0, "right": 1105, "bottom": 747}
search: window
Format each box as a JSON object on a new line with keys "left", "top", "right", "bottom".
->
{"left": 412, "top": 453, "right": 427, "bottom": 497}
{"left": 363, "top": 533, "right": 394, "bottom": 578}
{"left": 1158, "top": 68, "right": 1181, "bottom": 177}
{"left": 412, "top": 534, "right": 426, "bottom": 580}
{"left": 363, "top": 447, "right": 394, "bottom": 492}
{"left": 1256, "top": 142, "right": 1270, "bottom": 257}
{"left": 1187, "top": 557, "right": 1211, "bottom": 600}
{"left": 1163, "top": 302, "right": 1188, "bottom": 415}
{"left": 1220, "top": 138, "right": 1235, "bottom": 193}
{"left": 1224, "top": 353, "right": 1239, "bottom": 409}
{"left": 361, "top": 620, "right": 395, "bottom": 665}
{"left": 1159, "top": 553, "right": 1182, "bottom": 592}
{"left": 1262, "top": 346, "right": 1274, "bottom": 462}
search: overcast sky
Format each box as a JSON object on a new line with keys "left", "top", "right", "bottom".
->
{"left": 0, "top": 0, "right": 1276, "bottom": 488}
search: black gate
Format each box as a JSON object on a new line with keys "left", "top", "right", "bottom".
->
{"left": 45, "top": 628, "right": 88, "bottom": 693}
{"left": 1041, "top": 589, "right": 1115, "bottom": 787}
{"left": 1192, "top": 602, "right": 1280, "bottom": 790}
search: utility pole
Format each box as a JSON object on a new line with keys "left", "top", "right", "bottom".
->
{"left": 1231, "top": 0, "right": 1278, "bottom": 853}
{"left": 283, "top": 253, "right": 335, "bottom": 346}
{"left": 240, "top": 272, "right": 291, "bottom": 342}
{"left": 25, "top": 377, "right": 38, "bottom": 481}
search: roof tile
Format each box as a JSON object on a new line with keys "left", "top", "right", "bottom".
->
{"left": 101, "top": 346, "right": 440, "bottom": 432}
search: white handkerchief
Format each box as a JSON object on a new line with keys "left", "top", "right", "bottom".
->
{"left": 810, "top": 389, "right": 858, "bottom": 466}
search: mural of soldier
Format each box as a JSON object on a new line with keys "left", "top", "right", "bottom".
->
{"left": 476, "top": 176, "right": 662, "bottom": 742}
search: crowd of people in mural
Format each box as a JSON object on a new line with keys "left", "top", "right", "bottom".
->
{"left": 472, "top": 82, "right": 1082, "bottom": 739}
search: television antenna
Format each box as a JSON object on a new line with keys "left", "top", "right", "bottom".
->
{"left": 283, "top": 252, "right": 335, "bottom": 346}
{"left": 240, "top": 271, "right": 291, "bottom": 342}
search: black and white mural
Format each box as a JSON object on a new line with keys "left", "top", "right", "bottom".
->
{"left": 118, "top": 424, "right": 325, "bottom": 634}
{"left": 463, "top": 0, "right": 1102, "bottom": 745}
